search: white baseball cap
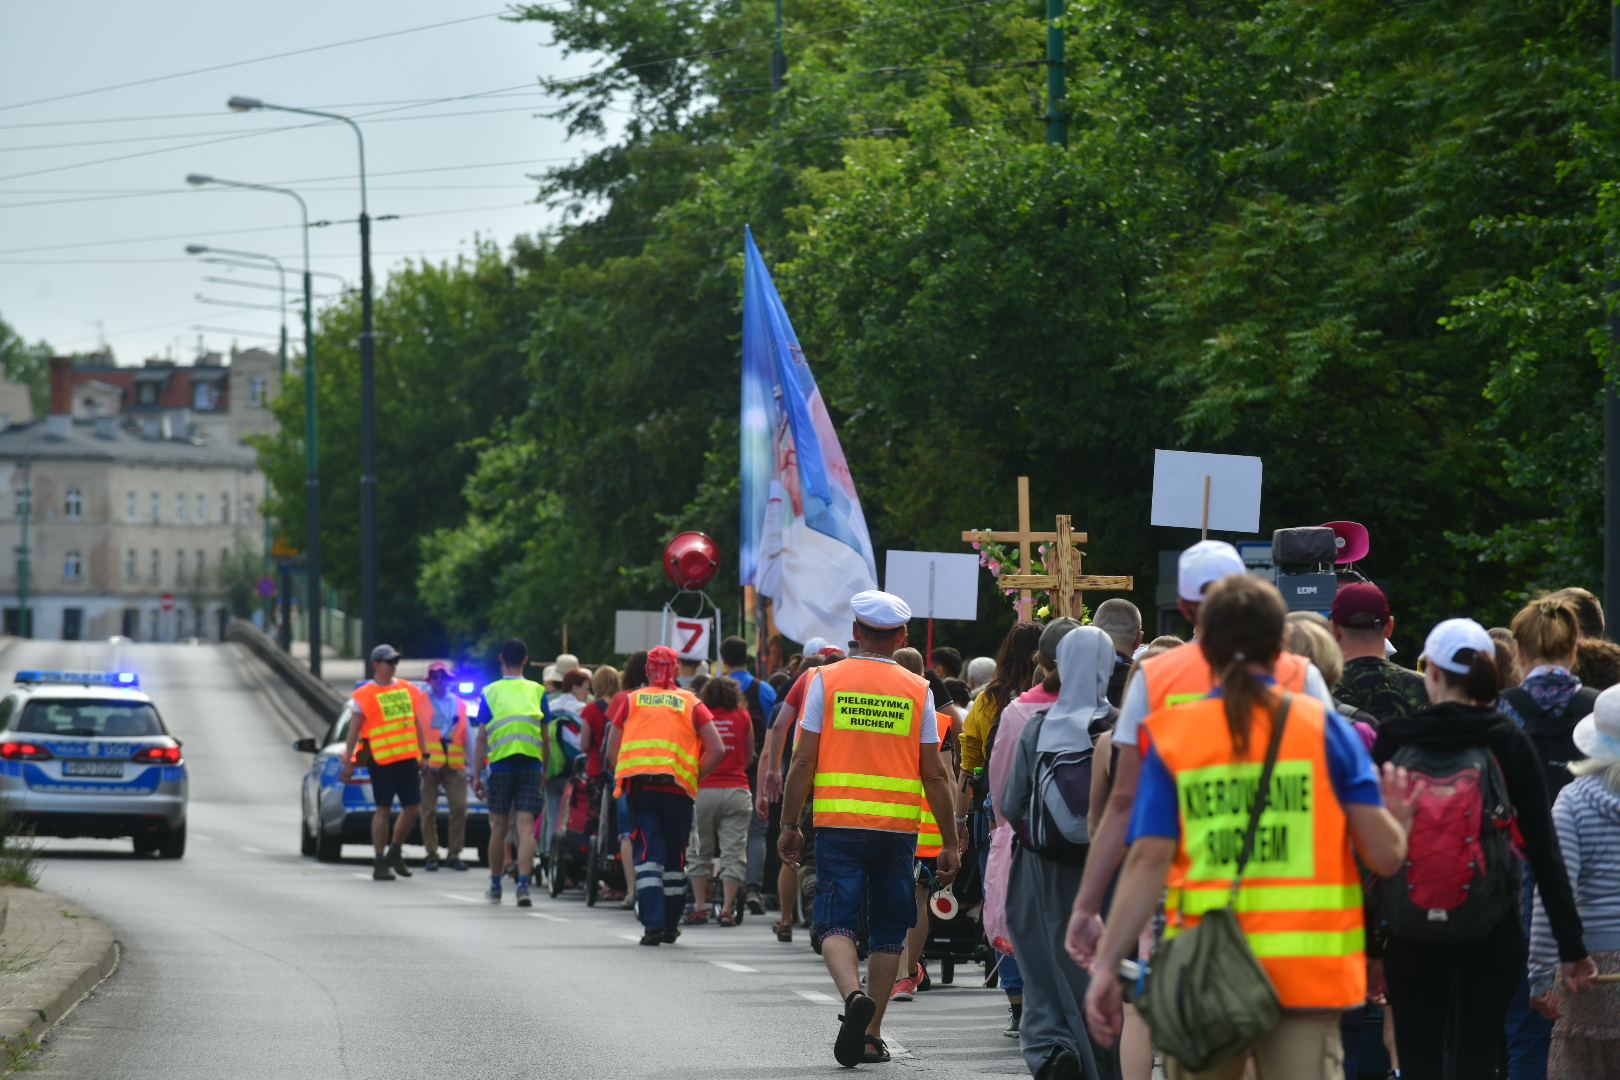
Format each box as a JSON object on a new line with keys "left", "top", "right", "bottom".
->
{"left": 802, "top": 636, "right": 830, "bottom": 655}
{"left": 1421, "top": 618, "right": 1494, "bottom": 675}
{"left": 1575, "top": 686, "right": 1620, "bottom": 759}
{"left": 1177, "top": 540, "right": 1246, "bottom": 602}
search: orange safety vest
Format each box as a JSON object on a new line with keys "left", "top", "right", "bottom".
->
{"left": 1143, "top": 693, "right": 1366, "bottom": 1010}
{"left": 421, "top": 693, "right": 470, "bottom": 770}
{"left": 353, "top": 681, "right": 424, "bottom": 765}
{"left": 916, "top": 712, "right": 953, "bottom": 857}
{"left": 614, "top": 687, "right": 703, "bottom": 798}
{"left": 1140, "top": 641, "right": 1310, "bottom": 717}
{"left": 811, "top": 658, "right": 929, "bottom": 834}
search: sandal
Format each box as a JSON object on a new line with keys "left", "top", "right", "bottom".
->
{"left": 833, "top": 991, "right": 877, "bottom": 1067}
{"left": 718, "top": 910, "right": 737, "bottom": 927}
{"left": 682, "top": 909, "right": 710, "bottom": 925}
{"left": 861, "top": 1035, "right": 890, "bottom": 1064}
{"left": 598, "top": 886, "right": 625, "bottom": 901}
{"left": 773, "top": 918, "right": 793, "bottom": 943}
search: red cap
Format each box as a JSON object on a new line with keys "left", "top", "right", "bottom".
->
{"left": 1330, "top": 582, "right": 1390, "bottom": 629}
{"left": 426, "top": 659, "right": 454, "bottom": 677}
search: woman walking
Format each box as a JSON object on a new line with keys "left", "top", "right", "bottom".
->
{"left": 1085, "top": 574, "right": 1414, "bottom": 1078}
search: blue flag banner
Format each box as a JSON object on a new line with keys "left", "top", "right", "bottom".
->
{"left": 739, "top": 226, "right": 878, "bottom": 644}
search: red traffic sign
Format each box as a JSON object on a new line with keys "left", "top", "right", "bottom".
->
{"left": 255, "top": 577, "right": 276, "bottom": 599}
{"left": 159, "top": 593, "right": 176, "bottom": 611}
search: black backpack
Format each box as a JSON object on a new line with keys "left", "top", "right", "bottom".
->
{"left": 1000, "top": 707, "right": 1112, "bottom": 867}
{"left": 1378, "top": 742, "right": 1520, "bottom": 943}
{"left": 1499, "top": 686, "right": 1596, "bottom": 801}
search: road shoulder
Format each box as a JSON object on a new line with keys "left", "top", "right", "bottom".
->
{"left": 0, "top": 886, "right": 119, "bottom": 1059}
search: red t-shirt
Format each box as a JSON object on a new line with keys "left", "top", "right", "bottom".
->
{"left": 700, "top": 706, "right": 752, "bottom": 790}
{"left": 581, "top": 698, "right": 610, "bottom": 776}
{"left": 610, "top": 687, "right": 714, "bottom": 795}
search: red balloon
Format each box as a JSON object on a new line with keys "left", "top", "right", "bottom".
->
{"left": 663, "top": 531, "right": 720, "bottom": 590}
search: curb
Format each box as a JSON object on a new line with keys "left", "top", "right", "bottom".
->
{"left": 0, "top": 887, "right": 119, "bottom": 1060}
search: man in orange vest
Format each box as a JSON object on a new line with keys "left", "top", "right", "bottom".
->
{"left": 420, "top": 659, "right": 473, "bottom": 872}
{"left": 603, "top": 645, "right": 725, "bottom": 946}
{"left": 779, "top": 591, "right": 961, "bottom": 1067}
{"left": 1065, "top": 540, "right": 1339, "bottom": 965}
{"left": 340, "top": 644, "right": 434, "bottom": 881}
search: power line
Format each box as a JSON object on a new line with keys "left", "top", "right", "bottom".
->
{"left": 0, "top": 92, "right": 545, "bottom": 132}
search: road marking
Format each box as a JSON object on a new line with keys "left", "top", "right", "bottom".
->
{"left": 883, "top": 1037, "right": 911, "bottom": 1058}
{"left": 192, "top": 834, "right": 213, "bottom": 841}
{"left": 239, "top": 846, "right": 264, "bottom": 854}
{"left": 710, "top": 960, "right": 758, "bottom": 972}
{"left": 619, "top": 934, "right": 644, "bottom": 942}
{"left": 443, "top": 893, "right": 481, "bottom": 903}
{"left": 528, "top": 912, "right": 569, "bottom": 922}
{"left": 351, "top": 873, "right": 372, "bottom": 880}
{"left": 794, "top": 989, "right": 839, "bottom": 1004}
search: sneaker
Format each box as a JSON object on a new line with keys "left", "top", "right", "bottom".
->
{"left": 386, "top": 845, "right": 412, "bottom": 878}
{"left": 663, "top": 927, "right": 681, "bottom": 944}
{"left": 423, "top": 857, "right": 440, "bottom": 872}
{"left": 445, "top": 859, "right": 469, "bottom": 871}
{"left": 1004, "top": 1006, "right": 1021, "bottom": 1039}
{"left": 485, "top": 884, "right": 502, "bottom": 904}
{"left": 372, "top": 855, "right": 395, "bottom": 881}
{"left": 916, "top": 962, "right": 932, "bottom": 993}
{"left": 516, "top": 885, "right": 532, "bottom": 907}
{"left": 889, "top": 974, "right": 916, "bottom": 1002}
{"left": 639, "top": 928, "right": 663, "bottom": 946}
{"left": 745, "top": 890, "right": 765, "bottom": 915}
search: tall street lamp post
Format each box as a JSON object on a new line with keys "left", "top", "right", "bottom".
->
{"left": 228, "top": 96, "right": 377, "bottom": 672}
{"left": 186, "top": 174, "right": 323, "bottom": 677}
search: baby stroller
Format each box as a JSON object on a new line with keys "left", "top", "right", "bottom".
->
{"left": 584, "top": 775, "right": 627, "bottom": 906}
{"left": 920, "top": 842, "right": 991, "bottom": 984}
{"left": 546, "top": 768, "right": 599, "bottom": 897}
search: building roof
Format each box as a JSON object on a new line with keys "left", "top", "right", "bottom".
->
{"left": 0, "top": 420, "right": 259, "bottom": 469}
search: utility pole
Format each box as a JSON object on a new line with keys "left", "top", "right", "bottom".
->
{"left": 1608, "top": 3, "right": 1620, "bottom": 639}
{"left": 1045, "top": 0, "right": 1067, "bottom": 146}
{"left": 771, "top": 0, "right": 786, "bottom": 96}
{"left": 16, "top": 455, "right": 30, "bottom": 639}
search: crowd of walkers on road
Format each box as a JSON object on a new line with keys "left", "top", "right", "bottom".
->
{"left": 343, "top": 545, "right": 1620, "bottom": 1079}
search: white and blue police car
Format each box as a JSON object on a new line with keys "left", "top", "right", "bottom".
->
{"left": 0, "top": 670, "right": 187, "bottom": 857}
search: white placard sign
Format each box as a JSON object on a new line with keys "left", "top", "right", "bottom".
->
{"left": 884, "top": 550, "right": 980, "bottom": 621}
{"left": 666, "top": 616, "right": 713, "bottom": 661}
{"left": 1150, "top": 450, "right": 1263, "bottom": 534}
{"left": 614, "top": 610, "right": 664, "bottom": 655}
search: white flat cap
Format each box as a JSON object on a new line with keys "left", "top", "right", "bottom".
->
{"left": 851, "top": 590, "right": 912, "bottom": 630}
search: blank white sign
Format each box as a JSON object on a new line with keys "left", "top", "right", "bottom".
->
{"left": 884, "top": 550, "right": 981, "bottom": 621}
{"left": 614, "top": 610, "right": 664, "bottom": 654}
{"left": 1150, "top": 450, "right": 1263, "bottom": 534}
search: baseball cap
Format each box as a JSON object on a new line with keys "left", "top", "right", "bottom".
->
{"left": 370, "top": 643, "right": 402, "bottom": 664}
{"left": 1331, "top": 582, "right": 1391, "bottom": 629}
{"left": 802, "top": 637, "right": 830, "bottom": 655}
{"left": 1575, "top": 686, "right": 1620, "bottom": 758}
{"left": 1177, "top": 540, "right": 1246, "bottom": 602}
{"left": 426, "top": 659, "right": 454, "bottom": 677}
{"left": 1421, "top": 618, "right": 1494, "bottom": 675}
{"left": 1039, "top": 617, "right": 1082, "bottom": 662}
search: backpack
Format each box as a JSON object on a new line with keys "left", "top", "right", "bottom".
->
{"left": 1378, "top": 742, "right": 1520, "bottom": 943}
{"left": 1000, "top": 708, "right": 1107, "bottom": 867}
{"left": 1499, "top": 686, "right": 1596, "bottom": 801}
{"left": 742, "top": 678, "right": 768, "bottom": 777}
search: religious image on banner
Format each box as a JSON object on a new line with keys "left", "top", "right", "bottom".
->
{"left": 739, "top": 225, "right": 877, "bottom": 645}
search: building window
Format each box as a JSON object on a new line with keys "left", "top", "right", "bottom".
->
{"left": 126, "top": 548, "right": 137, "bottom": 580}
{"left": 195, "top": 550, "right": 205, "bottom": 581}
{"left": 150, "top": 549, "right": 160, "bottom": 582}
{"left": 175, "top": 550, "right": 186, "bottom": 583}
{"left": 126, "top": 491, "right": 137, "bottom": 522}
{"left": 64, "top": 551, "right": 82, "bottom": 581}
{"left": 195, "top": 493, "right": 206, "bottom": 525}
{"left": 136, "top": 382, "right": 159, "bottom": 406}
{"left": 175, "top": 493, "right": 186, "bottom": 525}
{"left": 192, "top": 382, "right": 219, "bottom": 410}
{"left": 13, "top": 488, "right": 30, "bottom": 519}
{"left": 220, "top": 493, "right": 230, "bottom": 523}
{"left": 248, "top": 377, "right": 266, "bottom": 408}
{"left": 242, "top": 495, "right": 254, "bottom": 525}
{"left": 64, "top": 488, "right": 82, "bottom": 520}
{"left": 151, "top": 492, "right": 160, "bottom": 524}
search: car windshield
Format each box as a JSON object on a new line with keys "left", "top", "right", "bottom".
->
{"left": 15, "top": 700, "right": 166, "bottom": 738}
{"left": 325, "top": 710, "right": 351, "bottom": 748}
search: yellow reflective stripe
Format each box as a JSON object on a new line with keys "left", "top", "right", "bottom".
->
{"left": 1246, "top": 928, "right": 1365, "bottom": 958}
{"left": 812, "top": 797, "right": 923, "bottom": 821}
{"left": 813, "top": 772, "right": 924, "bottom": 794}
{"left": 1163, "top": 692, "right": 1207, "bottom": 706}
{"left": 622, "top": 738, "right": 697, "bottom": 764}
{"left": 1177, "top": 884, "right": 1363, "bottom": 917}
{"left": 619, "top": 755, "right": 697, "bottom": 785}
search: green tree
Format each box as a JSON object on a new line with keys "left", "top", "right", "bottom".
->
{"left": 0, "top": 312, "right": 52, "bottom": 418}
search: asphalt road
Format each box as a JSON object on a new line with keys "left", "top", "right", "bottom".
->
{"left": 6, "top": 640, "right": 1027, "bottom": 1079}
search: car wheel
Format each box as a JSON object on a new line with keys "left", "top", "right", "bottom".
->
{"left": 300, "top": 817, "right": 318, "bottom": 857}
{"left": 158, "top": 824, "right": 187, "bottom": 859}
{"left": 315, "top": 825, "right": 342, "bottom": 863}
{"left": 133, "top": 835, "right": 159, "bottom": 857}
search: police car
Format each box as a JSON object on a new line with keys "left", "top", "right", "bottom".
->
{"left": 0, "top": 670, "right": 187, "bottom": 858}
{"left": 295, "top": 686, "right": 490, "bottom": 863}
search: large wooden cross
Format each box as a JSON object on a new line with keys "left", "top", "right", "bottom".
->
{"left": 962, "top": 476, "right": 1134, "bottom": 622}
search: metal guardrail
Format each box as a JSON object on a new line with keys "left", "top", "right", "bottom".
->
{"left": 225, "top": 617, "right": 346, "bottom": 724}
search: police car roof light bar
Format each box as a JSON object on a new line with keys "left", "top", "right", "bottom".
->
{"left": 14, "top": 670, "right": 140, "bottom": 688}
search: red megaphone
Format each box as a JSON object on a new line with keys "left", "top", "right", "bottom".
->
{"left": 663, "top": 532, "right": 720, "bottom": 591}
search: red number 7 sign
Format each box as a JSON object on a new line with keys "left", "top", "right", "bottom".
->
{"left": 675, "top": 620, "right": 706, "bottom": 654}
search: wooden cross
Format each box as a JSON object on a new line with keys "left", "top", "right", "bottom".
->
{"left": 962, "top": 477, "right": 1134, "bottom": 621}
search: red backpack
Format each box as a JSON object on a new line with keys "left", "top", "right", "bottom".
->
{"left": 1378, "top": 743, "right": 1520, "bottom": 942}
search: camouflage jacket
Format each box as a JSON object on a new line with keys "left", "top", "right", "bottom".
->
{"left": 1335, "top": 656, "right": 1428, "bottom": 724}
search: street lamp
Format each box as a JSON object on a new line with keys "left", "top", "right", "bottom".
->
{"left": 228, "top": 95, "right": 378, "bottom": 673}
{"left": 186, "top": 173, "right": 324, "bottom": 678}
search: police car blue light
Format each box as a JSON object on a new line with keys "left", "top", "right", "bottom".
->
{"left": 458, "top": 681, "right": 476, "bottom": 695}
{"left": 14, "top": 670, "right": 140, "bottom": 688}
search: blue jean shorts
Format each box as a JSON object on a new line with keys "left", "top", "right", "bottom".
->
{"left": 811, "top": 826, "right": 918, "bottom": 952}
{"left": 485, "top": 766, "right": 543, "bottom": 815}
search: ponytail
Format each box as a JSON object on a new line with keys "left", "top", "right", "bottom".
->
{"left": 1197, "top": 575, "right": 1289, "bottom": 755}
{"left": 1436, "top": 647, "right": 1501, "bottom": 705}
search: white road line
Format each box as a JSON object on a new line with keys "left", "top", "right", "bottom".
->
{"left": 794, "top": 989, "right": 839, "bottom": 1004}
{"left": 710, "top": 960, "right": 757, "bottom": 972}
{"left": 442, "top": 893, "right": 481, "bottom": 903}
{"left": 619, "top": 933, "right": 645, "bottom": 942}
{"left": 192, "top": 834, "right": 213, "bottom": 841}
{"left": 239, "top": 846, "right": 264, "bottom": 854}
{"left": 351, "top": 873, "right": 372, "bottom": 880}
{"left": 882, "top": 1037, "right": 911, "bottom": 1058}
{"left": 528, "top": 912, "right": 569, "bottom": 922}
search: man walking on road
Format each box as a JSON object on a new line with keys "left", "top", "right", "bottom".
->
{"left": 604, "top": 645, "right": 726, "bottom": 946}
{"left": 341, "top": 644, "right": 434, "bottom": 881}
{"left": 778, "top": 591, "right": 961, "bottom": 1067}
{"left": 420, "top": 660, "right": 473, "bottom": 872}
{"left": 719, "top": 635, "right": 775, "bottom": 913}
{"left": 471, "top": 638, "right": 548, "bottom": 907}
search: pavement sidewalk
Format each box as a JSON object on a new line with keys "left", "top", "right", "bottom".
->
{"left": 0, "top": 886, "right": 118, "bottom": 1056}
